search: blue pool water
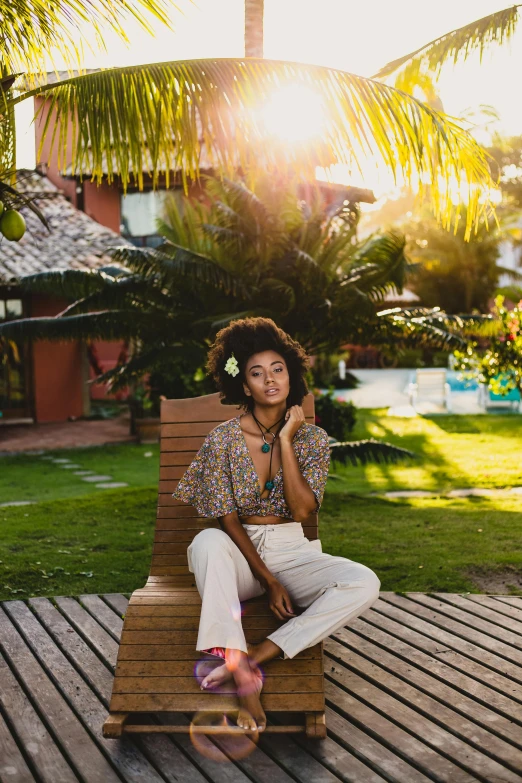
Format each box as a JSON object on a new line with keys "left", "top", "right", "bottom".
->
{"left": 446, "top": 371, "right": 479, "bottom": 392}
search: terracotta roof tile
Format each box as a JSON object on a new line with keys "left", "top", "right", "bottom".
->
{"left": 0, "top": 170, "right": 129, "bottom": 283}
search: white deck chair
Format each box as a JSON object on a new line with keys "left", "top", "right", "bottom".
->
{"left": 408, "top": 369, "right": 452, "bottom": 413}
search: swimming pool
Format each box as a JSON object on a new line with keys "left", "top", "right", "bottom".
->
{"left": 408, "top": 370, "right": 479, "bottom": 392}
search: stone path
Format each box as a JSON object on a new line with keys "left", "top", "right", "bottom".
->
{"left": 382, "top": 486, "right": 522, "bottom": 499}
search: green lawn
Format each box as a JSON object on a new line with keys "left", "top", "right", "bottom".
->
{"left": 0, "top": 411, "right": 521, "bottom": 601}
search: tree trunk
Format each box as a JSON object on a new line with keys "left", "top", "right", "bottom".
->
{"left": 245, "top": 0, "right": 264, "bottom": 58}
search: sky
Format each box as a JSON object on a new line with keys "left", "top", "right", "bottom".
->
{"left": 15, "top": 0, "right": 522, "bottom": 193}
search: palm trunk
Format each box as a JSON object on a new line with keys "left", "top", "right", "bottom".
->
{"left": 245, "top": 0, "right": 264, "bottom": 58}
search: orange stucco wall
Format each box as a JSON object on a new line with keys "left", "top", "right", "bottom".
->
{"left": 30, "top": 295, "right": 85, "bottom": 423}
{"left": 83, "top": 180, "right": 121, "bottom": 232}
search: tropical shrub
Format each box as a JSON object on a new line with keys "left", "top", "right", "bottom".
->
{"left": 453, "top": 295, "right": 522, "bottom": 398}
{"left": 314, "top": 390, "right": 357, "bottom": 442}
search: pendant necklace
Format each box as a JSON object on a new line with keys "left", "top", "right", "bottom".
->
{"left": 251, "top": 411, "right": 287, "bottom": 491}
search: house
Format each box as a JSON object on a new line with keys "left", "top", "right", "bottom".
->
{"left": 0, "top": 170, "right": 130, "bottom": 424}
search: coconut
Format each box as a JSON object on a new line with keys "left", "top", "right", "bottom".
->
{"left": 0, "top": 209, "right": 26, "bottom": 241}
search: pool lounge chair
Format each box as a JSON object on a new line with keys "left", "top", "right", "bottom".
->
{"left": 478, "top": 383, "right": 521, "bottom": 412}
{"left": 408, "top": 369, "right": 452, "bottom": 414}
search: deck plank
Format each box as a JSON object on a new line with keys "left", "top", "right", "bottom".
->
{"left": 325, "top": 679, "right": 475, "bottom": 782}
{"left": 466, "top": 593, "right": 522, "bottom": 623}
{"left": 0, "top": 650, "right": 78, "bottom": 783}
{"left": 0, "top": 710, "right": 36, "bottom": 783}
{"left": 406, "top": 593, "right": 522, "bottom": 650}
{"left": 372, "top": 596, "right": 522, "bottom": 691}
{"left": 2, "top": 592, "right": 522, "bottom": 782}
{"left": 325, "top": 637, "right": 522, "bottom": 781}
{"left": 0, "top": 606, "right": 122, "bottom": 783}
{"left": 435, "top": 592, "right": 522, "bottom": 631}
{"left": 335, "top": 618, "right": 522, "bottom": 733}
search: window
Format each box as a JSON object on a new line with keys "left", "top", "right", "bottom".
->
{"left": 0, "top": 296, "right": 28, "bottom": 416}
{"left": 120, "top": 189, "right": 184, "bottom": 247}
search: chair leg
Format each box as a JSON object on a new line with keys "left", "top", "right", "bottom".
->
{"left": 305, "top": 712, "right": 327, "bottom": 739}
{"left": 103, "top": 712, "right": 129, "bottom": 738}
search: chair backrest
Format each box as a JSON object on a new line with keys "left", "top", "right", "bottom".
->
{"left": 151, "top": 392, "right": 317, "bottom": 586}
{"left": 416, "top": 369, "right": 447, "bottom": 398}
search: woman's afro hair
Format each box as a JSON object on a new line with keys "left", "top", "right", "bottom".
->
{"left": 206, "top": 317, "right": 310, "bottom": 410}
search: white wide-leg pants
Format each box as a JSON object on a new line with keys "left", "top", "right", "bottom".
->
{"left": 188, "top": 522, "right": 381, "bottom": 659}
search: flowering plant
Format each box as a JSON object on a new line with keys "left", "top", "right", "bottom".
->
{"left": 453, "top": 295, "right": 522, "bottom": 400}
{"left": 224, "top": 353, "right": 240, "bottom": 377}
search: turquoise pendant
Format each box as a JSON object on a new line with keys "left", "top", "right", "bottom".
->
{"left": 265, "top": 480, "right": 274, "bottom": 490}
{"left": 261, "top": 443, "right": 270, "bottom": 453}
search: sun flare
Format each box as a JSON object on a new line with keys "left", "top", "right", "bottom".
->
{"left": 257, "top": 83, "right": 325, "bottom": 143}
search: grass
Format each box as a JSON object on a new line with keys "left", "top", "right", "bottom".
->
{"left": 0, "top": 410, "right": 521, "bottom": 601}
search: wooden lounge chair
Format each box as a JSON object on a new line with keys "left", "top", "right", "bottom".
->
{"left": 103, "top": 391, "right": 326, "bottom": 739}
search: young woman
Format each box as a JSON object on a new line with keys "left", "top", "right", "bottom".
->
{"left": 173, "top": 317, "right": 380, "bottom": 733}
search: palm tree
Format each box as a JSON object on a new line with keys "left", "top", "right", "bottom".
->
{"left": 0, "top": 2, "right": 497, "bottom": 239}
{"left": 245, "top": 0, "right": 264, "bottom": 58}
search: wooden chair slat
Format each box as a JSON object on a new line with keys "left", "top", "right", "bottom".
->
{"left": 150, "top": 555, "right": 188, "bottom": 566}
{"left": 112, "top": 675, "right": 324, "bottom": 694}
{"left": 106, "top": 391, "right": 325, "bottom": 735}
{"left": 110, "top": 692, "right": 325, "bottom": 712}
{"left": 116, "top": 643, "right": 322, "bottom": 661}
{"left": 123, "top": 616, "right": 281, "bottom": 631}
{"left": 152, "top": 544, "right": 191, "bottom": 554}
{"left": 116, "top": 659, "right": 323, "bottom": 676}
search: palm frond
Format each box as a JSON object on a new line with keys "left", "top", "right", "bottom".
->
{"left": 14, "top": 58, "right": 494, "bottom": 235}
{"left": 374, "top": 5, "right": 519, "bottom": 89}
{"left": 108, "top": 243, "right": 245, "bottom": 296}
{"left": 330, "top": 439, "right": 415, "bottom": 466}
{"left": 2, "top": 0, "right": 178, "bottom": 80}
{"left": 0, "top": 310, "right": 154, "bottom": 342}
{"left": 13, "top": 269, "right": 112, "bottom": 300}
{"left": 351, "top": 231, "right": 409, "bottom": 294}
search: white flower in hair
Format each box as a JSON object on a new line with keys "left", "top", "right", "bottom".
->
{"left": 224, "top": 353, "right": 239, "bottom": 377}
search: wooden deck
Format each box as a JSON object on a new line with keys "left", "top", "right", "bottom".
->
{"left": 1, "top": 592, "right": 522, "bottom": 783}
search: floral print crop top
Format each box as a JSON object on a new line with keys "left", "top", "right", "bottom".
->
{"left": 173, "top": 415, "right": 330, "bottom": 520}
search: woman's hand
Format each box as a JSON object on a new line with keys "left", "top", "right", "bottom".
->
{"left": 267, "top": 579, "right": 296, "bottom": 620}
{"left": 279, "top": 404, "right": 305, "bottom": 443}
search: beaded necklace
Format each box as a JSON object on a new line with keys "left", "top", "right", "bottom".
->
{"left": 251, "top": 411, "right": 286, "bottom": 491}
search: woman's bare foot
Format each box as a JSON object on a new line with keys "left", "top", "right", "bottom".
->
{"left": 200, "top": 645, "right": 257, "bottom": 691}
{"left": 233, "top": 658, "right": 266, "bottom": 732}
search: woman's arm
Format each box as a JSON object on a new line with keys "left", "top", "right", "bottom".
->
{"left": 279, "top": 406, "right": 318, "bottom": 522}
{"left": 220, "top": 511, "right": 296, "bottom": 620}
